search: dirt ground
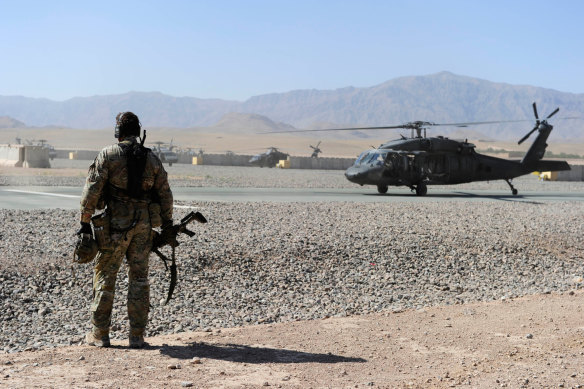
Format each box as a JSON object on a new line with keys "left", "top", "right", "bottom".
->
{"left": 1, "top": 290, "right": 583, "bottom": 388}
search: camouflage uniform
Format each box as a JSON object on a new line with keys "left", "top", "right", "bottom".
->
{"left": 80, "top": 136, "right": 173, "bottom": 341}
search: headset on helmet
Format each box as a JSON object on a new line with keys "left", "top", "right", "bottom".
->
{"left": 115, "top": 112, "right": 142, "bottom": 139}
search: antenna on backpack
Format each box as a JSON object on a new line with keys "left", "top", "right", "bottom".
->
{"left": 141, "top": 130, "right": 147, "bottom": 146}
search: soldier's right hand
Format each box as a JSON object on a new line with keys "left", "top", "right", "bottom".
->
{"left": 160, "top": 222, "right": 179, "bottom": 248}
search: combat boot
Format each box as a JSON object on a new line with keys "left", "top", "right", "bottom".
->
{"left": 129, "top": 328, "right": 146, "bottom": 349}
{"left": 85, "top": 327, "right": 110, "bottom": 347}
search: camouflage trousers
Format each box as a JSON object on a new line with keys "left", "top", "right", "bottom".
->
{"left": 91, "top": 215, "right": 152, "bottom": 333}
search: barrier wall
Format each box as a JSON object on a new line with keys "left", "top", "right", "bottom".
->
{"left": 0, "top": 144, "right": 50, "bottom": 168}
{"left": 182, "top": 154, "right": 354, "bottom": 169}
{"left": 0, "top": 144, "right": 24, "bottom": 167}
{"left": 197, "top": 153, "right": 254, "bottom": 166}
{"left": 557, "top": 165, "right": 584, "bottom": 181}
{"left": 66, "top": 150, "right": 99, "bottom": 160}
{"left": 23, "top": 146, "right": 50, "bottom": 168}
{"left": 289, "top": 156, "right": 354, "bottom": 170}
{"left": 49, "top": 148, "right": 355, "bottom": 170}
{"left": 178, "top": 153, "right": 201, "bottom": 164}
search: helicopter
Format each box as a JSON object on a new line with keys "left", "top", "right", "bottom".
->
{"left": 310, "top": 141, "right": 322, "bottom": 158}
{"left": 268, "top": 102, "right": 571, "bottom": 195}
{"left": 151, "top": 141, "right": 179, "bottom": 166}
{"left": 249, "top": 147, "right": 289, "bottom": 167}
{"left": 341, "top": 103, "right": 570, "bottom": 195}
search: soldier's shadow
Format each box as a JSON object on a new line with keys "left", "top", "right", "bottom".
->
{"left": 156, "top": 342, "right": 366, "bottom": 364}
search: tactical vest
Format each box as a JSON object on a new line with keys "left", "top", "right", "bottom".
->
{"left": 107, "top": 141, "right": 153, "bottom": 204}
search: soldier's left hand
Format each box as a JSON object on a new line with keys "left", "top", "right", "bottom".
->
{"left": 77, "top": 222, "right": 92, "bottom": 235}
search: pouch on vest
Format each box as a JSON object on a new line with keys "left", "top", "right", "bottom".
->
{"left": 91, "top": 211, "right": 113, "bottom": 250}
{"left": 149, "top": 203, "right": 162, "bottom": 228}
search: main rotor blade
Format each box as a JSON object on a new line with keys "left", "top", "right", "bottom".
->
{"left": 546, "top": 107, "right": 560, "bottom": 119}
{"left": 532, "top": 102, "right": 539, "bottom": 121}
{"left": 431, "top": 119, "right": 530, "bottom": 127}
{"left": 261, "top": 119, "right": 531, "bottom": 134}
{"left": 518, "top": 125, "right": 539, "bottom": 145}
{"left": 262, "top": 124, "right": 410, "bottom": 133}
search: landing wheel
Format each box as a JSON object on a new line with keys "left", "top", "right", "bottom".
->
{"left": 505, "top": 179, "right": 518, "bottom": 195}
{"left": 377, "top": 185, "right": 388, "bottom": 194}
{"left": 415, "top": 182, "right": 427, "bottom": 196}
{"left": 169, "top": 163, "right": 173, "bottom": 166}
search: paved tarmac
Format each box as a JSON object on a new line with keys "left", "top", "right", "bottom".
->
{"left": 1, "top": 186, "right": 583, "bottom": 210}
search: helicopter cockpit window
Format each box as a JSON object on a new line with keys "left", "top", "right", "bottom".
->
{"left": 354, "top": 150, "right": 388, "bottom": 166}
{"left": 377, "top": 152, "right": 388, "bottom": 163}
{"left": 366, "top": 152, "right": 387, "bottom": 165}
{"left": 354, "top": 151, "right": 369, "bottom": 165}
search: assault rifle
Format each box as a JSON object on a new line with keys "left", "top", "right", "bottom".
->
{"left": 151, "top": 211, "right": 207, "bottom": 304}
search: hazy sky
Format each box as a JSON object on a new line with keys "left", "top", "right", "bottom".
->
{"left": 2, "top": 0, "right": 583, "bottom": 101}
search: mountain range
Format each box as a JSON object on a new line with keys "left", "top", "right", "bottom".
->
{"left": 1, "top": 72, "right": 582, "bottom": 140}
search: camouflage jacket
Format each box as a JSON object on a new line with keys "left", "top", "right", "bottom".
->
{"left": 80, "top": 136, "right": 173, "bottom": 224}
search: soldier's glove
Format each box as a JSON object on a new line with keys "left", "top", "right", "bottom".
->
{"left": 77, "top": 222, "right": 92, "bottom": 236}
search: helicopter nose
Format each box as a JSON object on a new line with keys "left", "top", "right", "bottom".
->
{"left": 345, "top": 165, "right": 385, "bottom": 184}
{"left": 345, "top": 167, "right": 365, "bottom": 183}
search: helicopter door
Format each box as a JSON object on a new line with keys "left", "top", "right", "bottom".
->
{"left": 459, "top": 155, "right": 476, "bottom": 182}
{"left": 424, "top": 155, "right": 446, "bottom": 179}
{"left": 448, "top": 155, "right": 476, "bottom": 183}
{"left": 447, "top": 156, "right": 459, "bottom": 183}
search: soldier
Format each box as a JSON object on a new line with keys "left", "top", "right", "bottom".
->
{"left": 78, "top": 112, "right": 173, "bottom": 348}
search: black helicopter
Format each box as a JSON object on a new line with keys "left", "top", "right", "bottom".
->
{"left": 249, "top": 147, "right": 289, "bottom": 167}
{"left": 310, "top": 141, "right": 322, "bottom": 158}
{"left": 341, "top": 103, "right": 570, "bottom": 195}
{"left": 152, "top": 141, "right": 179, "bottom": 166}
{"left": 266, "top": 102, "right": 571, "bottom": 195}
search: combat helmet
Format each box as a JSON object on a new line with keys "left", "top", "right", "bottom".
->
{"left": 115, "top": 112, "right": 141, "bottom": 139}
{"left": 74, "top": 232, "right": 98, "bottom": 264}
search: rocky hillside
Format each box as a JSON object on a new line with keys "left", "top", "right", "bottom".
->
{"left": 1, "top": 72, "right": 583, "bottom": 139}
{"left": 0, "top": 116, "right": 25, "bottom": 128}
{"left": 209, "top": 112, "right": 297, "bottom": 133}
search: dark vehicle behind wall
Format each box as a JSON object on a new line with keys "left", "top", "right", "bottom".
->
{"left": 249, "top": 147, "right": 289, "bottom": 168}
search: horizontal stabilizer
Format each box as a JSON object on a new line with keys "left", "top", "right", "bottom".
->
{"left": 535, "top": 160, "right": 571, "bottom": 172}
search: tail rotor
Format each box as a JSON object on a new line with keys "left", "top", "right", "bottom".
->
{"left": 518, "top": 102, "right": 559, "bottom": 145}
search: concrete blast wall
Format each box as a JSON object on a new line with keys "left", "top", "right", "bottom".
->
{"left": 557, "top": 165, "right": 584, "bottom": 181}
{"left": 188, "top": 154, "right": 354, "bottom": 169}
{"left": 51, "top": 149, "right": 99, "bottom": 160}
{"left": 50, "top": 149, "right": 356, "bottom": 170}
{"left": 0, "top": 144, "right": 24, "bottom": 167}
{"left": 0, "top": 144, "right": 50, "bottom": 168}
{"left": 23, "top": 146, "right": 50, "bottom": 168}
{"left": 289, "top": 156, "right": 354, "bottom": 170}
{"left": 61, "top": 150, "right": 99, "bottom": 160}
{"left": 199, "top": 154, "right": 254, "bottom": 166}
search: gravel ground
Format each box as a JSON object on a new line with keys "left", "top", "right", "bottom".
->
{"left": 1, "top": 161, "right": 583, "bottom": 354}
{"left": 0, "top": 182, "right": 583, "bottom": 353}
